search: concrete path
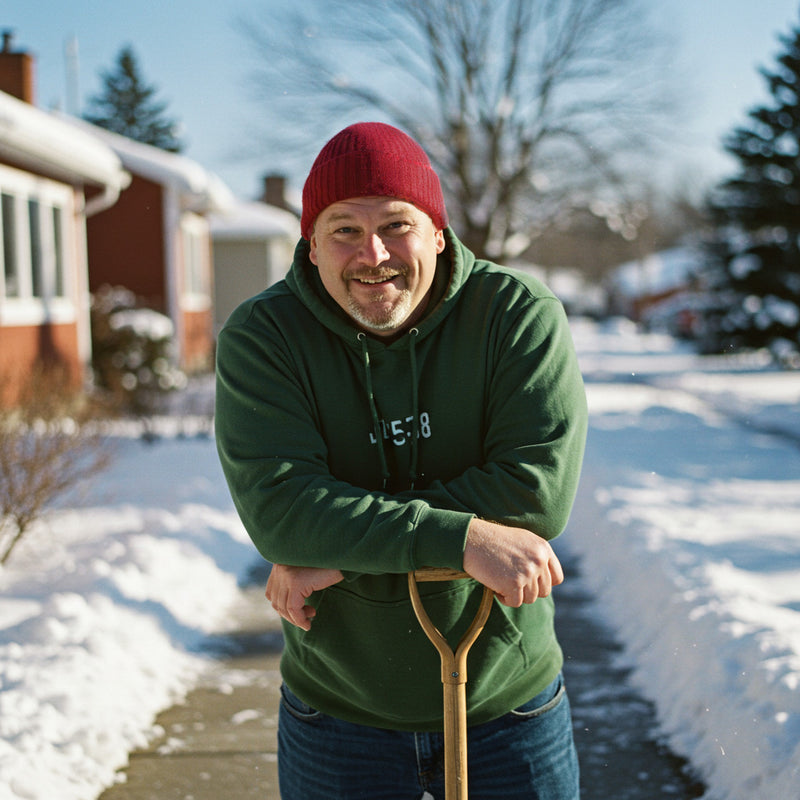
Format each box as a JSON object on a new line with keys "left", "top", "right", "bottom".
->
{"left": 97, "top": 554, "right": 707, "bottom": 799}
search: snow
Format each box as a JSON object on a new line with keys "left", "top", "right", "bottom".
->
{"left": 0, "top": 434, "right": 253, "bottom": 800}
{"left": 1, "top": 317, "right": 798, "bottom": 800}
{"left": 108, "top": 308, "right": 174, "bottom": 340}
{"left": 566, "top": 317, "right": 800, "bottom": 799}
{"left": 209, "top": 199, "right": 300, "bottom": 241}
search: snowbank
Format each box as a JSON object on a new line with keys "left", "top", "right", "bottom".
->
{"left": 565, "top": 318, "right": 800, "bottom": 800}
{"left": 0, "top": 435, "right": 253, "bottom": 800}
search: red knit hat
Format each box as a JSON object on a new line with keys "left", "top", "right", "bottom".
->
{"left": 301, "top": 122, "right": 448, "bottom": 239}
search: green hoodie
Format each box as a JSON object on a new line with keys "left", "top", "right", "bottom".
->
{"left": 215, "top": 229, "right": 587, "bottom": 731}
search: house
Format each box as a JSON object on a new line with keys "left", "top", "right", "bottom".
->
{"left": 64, "top": 119, "right": 234, "bottom": 373}
{"left": 605, "top": 245, "right": 705, "bottom": 335}
{"left": 0, "top": 38, "right": 129, "bottom": 404}
{"left": 209, "top": 198, "right": 299, "bottom": 333}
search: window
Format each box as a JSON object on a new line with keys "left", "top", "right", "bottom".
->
{"left": 28, "top": 198, "right": 43, "bottom": 297}
{"left": 180, "top": 213, "right": 211, "bottom": 311}
{"left": 0, "top": 165, "right": 75, "bottom": 324}
{"left": 52, "top": 206, "right": 65, "bottom": 297}
{"left": 1, "top": 193, "right": 18, "bottom": 298}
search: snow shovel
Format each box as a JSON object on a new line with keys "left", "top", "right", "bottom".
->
{"left": 408, "top": 567, "right": 494, "bottom": 800}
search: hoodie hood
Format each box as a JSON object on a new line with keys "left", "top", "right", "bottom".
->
{"left": 284, "top": 228, "right": 474, "bottom": 349}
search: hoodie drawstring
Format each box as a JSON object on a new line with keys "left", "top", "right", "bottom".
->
{"left": 358, "top": 333, "right": 391, "bottom": 490}
{"left": 408, "top": 328, "right": 420, "bottom": 490}
{"left": 358, "top": 329, "right": 422, "bottom": 492}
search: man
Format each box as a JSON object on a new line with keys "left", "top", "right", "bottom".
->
{"left": 215, "top": 122, "right": 587, "bottom": 799}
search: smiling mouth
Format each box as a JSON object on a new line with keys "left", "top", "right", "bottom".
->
{"left": 353, "top": 273, "right": 401, "bottom": 286}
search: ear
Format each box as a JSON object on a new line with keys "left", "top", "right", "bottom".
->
{"left": 308, "top": 233, "right": 319, "bottom": 266}
{"left": 434, "top": 229, "right": 446, "bottom": 254}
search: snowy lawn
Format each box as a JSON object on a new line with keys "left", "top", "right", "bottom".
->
{"left": 0, "top": 318, "right": 798, "bottom": 800}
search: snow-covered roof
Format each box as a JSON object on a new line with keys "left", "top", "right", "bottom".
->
{"left": 58, "top": 114, "right": 235, "bottom": 215}
{"left": 0, "top": 90, "right": 129, "bottom": 204}
{"left": 209, "top": 199, "right": 300, "bottom": 241}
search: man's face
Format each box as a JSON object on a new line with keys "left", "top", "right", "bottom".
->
{"left": 309, "top": 197, "right": 446, "bottom": 338}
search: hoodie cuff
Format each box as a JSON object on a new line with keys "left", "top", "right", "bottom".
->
{"left": 411, "top": 508, "right": 474, "bottom": 570}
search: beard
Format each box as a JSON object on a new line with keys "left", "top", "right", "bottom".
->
{"left": 346, "top": 287, "right": 414, "bottom": 333}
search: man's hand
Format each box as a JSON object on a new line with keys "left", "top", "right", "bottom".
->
{"left": 266, "top": 564, "right": 344, "bottom": 631}
{"left": 462, "top": 518, "right": 564, "bottom": 607}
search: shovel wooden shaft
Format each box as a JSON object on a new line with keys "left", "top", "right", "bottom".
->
{"left": 442, "top": 681, "right": 468, "bottom": 798}
{"left": 409, "top": 567, "right": 494, "bottom": 800}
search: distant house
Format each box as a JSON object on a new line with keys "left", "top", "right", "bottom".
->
{"left": 63, "top": 120, "right": 234, "bottom": 373}
{"left": 510, "top": 261, "right": 608, "bottom": 319}
{"left": 209, "top": 198, "right": 299, "bottom": 333}
{"left": 606, "top": 246, "right": 705, "bottom": 334}
{"left": 0, "top": 40, "right": 129, "bottom": 404}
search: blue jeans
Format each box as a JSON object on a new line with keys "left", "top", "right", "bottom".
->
{"left": 278, "top": 673, "right": 579, "bottom": 799}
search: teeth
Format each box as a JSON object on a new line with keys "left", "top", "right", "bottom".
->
{"left": 358, "top": 276, "right": 396, "bottom": 284}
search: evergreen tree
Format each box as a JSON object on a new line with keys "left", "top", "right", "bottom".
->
{"left": 700, "top": 19, "right": 800, "bottom": 366}
{"left": 83, "top": 45, "right": 184, "bottom": 153}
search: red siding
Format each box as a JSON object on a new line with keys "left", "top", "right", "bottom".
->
{"left": 182, "top": 308, "right": 214, "bottom": 372}
{"left": 86, "top": 175, "right": 167, "bottom": 311}
{"left": 0, "top": 323, "right": 82, "bottom": 405}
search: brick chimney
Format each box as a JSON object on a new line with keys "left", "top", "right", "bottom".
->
{"left": 262, "top": 173, "right": 291, "bottom": 211}
{"left": 0, "top": 31, "right": 35, "bottom": 104}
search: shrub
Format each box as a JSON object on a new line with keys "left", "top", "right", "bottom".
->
{"left": 0, "top": 367, "right": 111, "bottom": 566}
{"left": 90, "top": 285, "right": 187, "bottom": 417}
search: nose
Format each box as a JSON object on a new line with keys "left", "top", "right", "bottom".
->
{"left": 358, "top": 233, "right": 390, "bottom": 266}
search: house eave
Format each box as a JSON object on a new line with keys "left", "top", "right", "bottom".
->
{"left": 57, "top": 114, "right": 235, "bottom": 215}
{"left": 0, "top": 90, "right": 130, "bottom": 197}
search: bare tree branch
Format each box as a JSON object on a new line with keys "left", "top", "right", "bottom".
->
{"left": 0, "top": 369, "right": 112, "bottom": 566}
{"left": 238, "top": 0, "right": 675, "bottom": 258}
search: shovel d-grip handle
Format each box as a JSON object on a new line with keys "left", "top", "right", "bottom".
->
{"left": 408, "top": 568, "right": 494, "bottom": 800}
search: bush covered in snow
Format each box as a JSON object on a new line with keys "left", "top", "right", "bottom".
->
{"left": 90, "top": 286, "right": 187, "bottom": 417}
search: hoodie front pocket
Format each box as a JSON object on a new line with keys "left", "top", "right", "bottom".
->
{"left": 287, "top": 579, "right": 538, "bottom": 728}
{"left": 293, "top": 580, "right": 487, "bottom": 726}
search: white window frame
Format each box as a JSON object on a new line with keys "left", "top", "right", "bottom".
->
{"left": 0, "top": 164, "right": 76, "bottom": 327}
{"left": 180, "top": 211, "right": 211, "bottom": 313}
{"left": 180, "top": 212, "right": 211, "bottom": 311}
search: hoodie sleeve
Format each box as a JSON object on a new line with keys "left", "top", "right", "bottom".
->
{"left": 398, "top": 293, "right": 588, "bottom": 546}
{"left": 215, "top": 300, "right": 473, "bottom": 575}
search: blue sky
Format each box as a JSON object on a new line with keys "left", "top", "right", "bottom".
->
{"left": 7, "top": 0, "right": 800, "bottom": 201}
